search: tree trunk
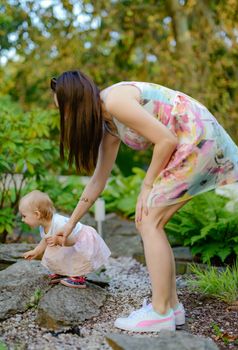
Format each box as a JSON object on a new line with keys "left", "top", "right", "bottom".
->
{"left": 166, "top": 0, "right": 198, "bottom": 92}
{"left": 166, "top": 0, "right": 192, "bottom": 55}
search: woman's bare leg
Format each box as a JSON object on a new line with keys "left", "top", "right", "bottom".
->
{"left": 136, "top": 200, "right": 188, "bottom": 314}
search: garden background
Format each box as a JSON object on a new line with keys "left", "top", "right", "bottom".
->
{"left": 1, "top": 1, "right": 238, "bottom": 349}
{"left": 1, "top": 0, "right": 238, "bottom": 265}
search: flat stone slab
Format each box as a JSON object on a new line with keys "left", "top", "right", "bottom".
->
{"left": 37, "top": 283, "right": 108, "bottom": 330}
{"left": 173, "top": 247, "right": 193, "bottom": 261}
{"left": 0, "top": 243, "right": 37, "bottom": 264}
{"left": 0, "top": 260, "right": 49, "bottom": 320}
{"left": 102, "top": 214, "right": 144, "bottom": 257}
{"left": 87, "top": 271, "right": 110, "bottom": 287}
{"left": 106, "top": 331, "right": 219, "bottom": 350}
{"left": 0, "top": 260, "right": 109, "bottom": 330}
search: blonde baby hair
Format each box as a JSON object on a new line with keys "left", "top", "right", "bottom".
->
{"left": 19, "top": 190, "right": 55, "bottom": 220}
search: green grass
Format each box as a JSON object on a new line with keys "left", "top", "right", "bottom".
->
{"left": 27, "top": 288, "right": 43, "bottom": 309}
{"left": 186, "top": 261, "right": 238, "bottom": 303}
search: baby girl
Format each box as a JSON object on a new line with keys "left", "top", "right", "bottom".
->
{"left": 20, "top": 190, "right": 111, "bottom": 288}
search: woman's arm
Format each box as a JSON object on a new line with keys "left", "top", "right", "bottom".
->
{"left": 57, "top": 131, "right": 121, "bottom": 243}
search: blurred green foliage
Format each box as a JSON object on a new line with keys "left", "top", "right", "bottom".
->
{"left": 166, "top": 192, "right": 238, "bottom": 264}
{"left": 0, "top": 0, "right": 238, "bottom": 173}
{"left": 0, "top": 97, "right": 237, "bottom": 265}
{"left": 0, "top": 94, "right": 60, "bottom": 241}
{"left": 0, "top": 1, "right": 238, "bottom": 264}
{"left": 102, "top": 167, "right": 145, "bottom": 217}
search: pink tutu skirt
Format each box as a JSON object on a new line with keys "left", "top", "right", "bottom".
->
{"left": 41, "top": 225, "right": 111, "bottom": 276}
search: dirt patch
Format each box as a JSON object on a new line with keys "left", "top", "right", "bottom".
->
{"left": 179, "top": 288, "right": 238, "bottom": 350}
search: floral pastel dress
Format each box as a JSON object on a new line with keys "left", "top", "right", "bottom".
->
{"left": 104, "top": 82, "right": 238, "bottom": 207}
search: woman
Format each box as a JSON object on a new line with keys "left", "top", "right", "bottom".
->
{"left": 50, "top": 70, "right": 238, "bottom": 332}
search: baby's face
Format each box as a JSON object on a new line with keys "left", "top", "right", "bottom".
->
{"left": 19, "top": 202, "right": 40, "bottom": 228}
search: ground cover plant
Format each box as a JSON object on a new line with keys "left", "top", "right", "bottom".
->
{"left": 187, "top": 262, "right": 238, "bottom": 303}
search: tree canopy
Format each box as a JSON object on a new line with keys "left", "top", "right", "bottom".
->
{"left": 0, "top": 0, "right": 238, "bottom": 139}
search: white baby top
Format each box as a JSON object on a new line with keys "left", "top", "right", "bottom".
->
{"left": 39, "top": 213, "right": 83, "bottom": 239}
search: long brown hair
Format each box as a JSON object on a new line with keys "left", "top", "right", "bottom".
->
{"left": 50, "top": 70, "right": 103, "bottom": 174}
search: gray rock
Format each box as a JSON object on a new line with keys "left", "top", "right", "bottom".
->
{"left": 102, "top": 215, "right": 144, "bottom": 257}
{"left": 87, "top": 271, "right": 111, "bottom": 287}
{"left": 0, "top": 260, "right": 50, "bottom": 320}
{"left": 176, "top": 261, "right": 189, "bottom": 275}
{"left": 107, "top": 234, "right": 143, "bottom": 258}
{"left": 37, "top": 283, "right": 108, "bottom": 329}
{"left": 0, "top": 243, "right": 37, "bottom": 264}
{"left": 106, "top": 331, "right": 219, "bottom": 350}
{"left": 173, "top": 247, "right": 193, "bottom": 261}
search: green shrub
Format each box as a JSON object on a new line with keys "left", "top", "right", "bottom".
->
{"left": 0, "top": 95, "right": 59, "bottom": 242}
{"left": 102, "top": 167, "right": 145, "bottom": 218}
{"left": 35, "top": 168, "right": 145, "bottom": 218}
{"left": 37, "top": 175, "right": 85, "bottom": 213}
{"left": 165, "top": 191, "right": 238, "bottom": 264}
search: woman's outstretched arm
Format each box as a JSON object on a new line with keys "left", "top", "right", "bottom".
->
{"left": 57, "top": 131, "right": 121, "bottom": 245}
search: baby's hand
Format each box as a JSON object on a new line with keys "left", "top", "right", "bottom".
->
{"left": 23, "top": 250, "right": 38, "bottom": 260}
{"left": 46, "top": 236, "right": 63, "bottom": 247}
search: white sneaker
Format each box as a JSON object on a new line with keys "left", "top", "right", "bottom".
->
{"left": 138, "top": 300, "right": 185, "bottom": 326}
{"left": 173, "top": 302, "right": 185, "bottom": 326}
{"left": 114, "top": 300, "right": 175, "bottom": 332}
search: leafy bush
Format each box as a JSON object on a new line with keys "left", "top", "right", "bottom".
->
{"left": 34, "top": 168, "right": 144, "bottom": 218}
{"left": 36, "top": 175, "right": 85, "bottom": 214}
{"left": 187, "top": 262, "right": 238, "bottom": 303}
{"left": 102, "top": 167, "right": 145, "bottom": 218}
{"left": 166, "top": 191, "right": 238, "bottom": 264}
{"left": 0, "top": 95, "right": 59, "bottom": 242}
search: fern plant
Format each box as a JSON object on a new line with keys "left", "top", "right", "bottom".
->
{"left": 165, "top": 191, "right": 238, "bottom": 263}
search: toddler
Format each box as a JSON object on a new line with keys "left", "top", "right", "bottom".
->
{"left": 20, "top": 190, "right": 111, "bottom": 288}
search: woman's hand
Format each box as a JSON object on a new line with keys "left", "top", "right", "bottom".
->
{"left": 23, "top": 249, "right": 39, "bottom": 260}
{"left": 135, "top": 186, "right": 152, "bottom": 223}
{"left": 55, "top": 222, "right": 75, "bottom": 246}
{"left": 45, "top": 235, "right": 63, "bottom": 247}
